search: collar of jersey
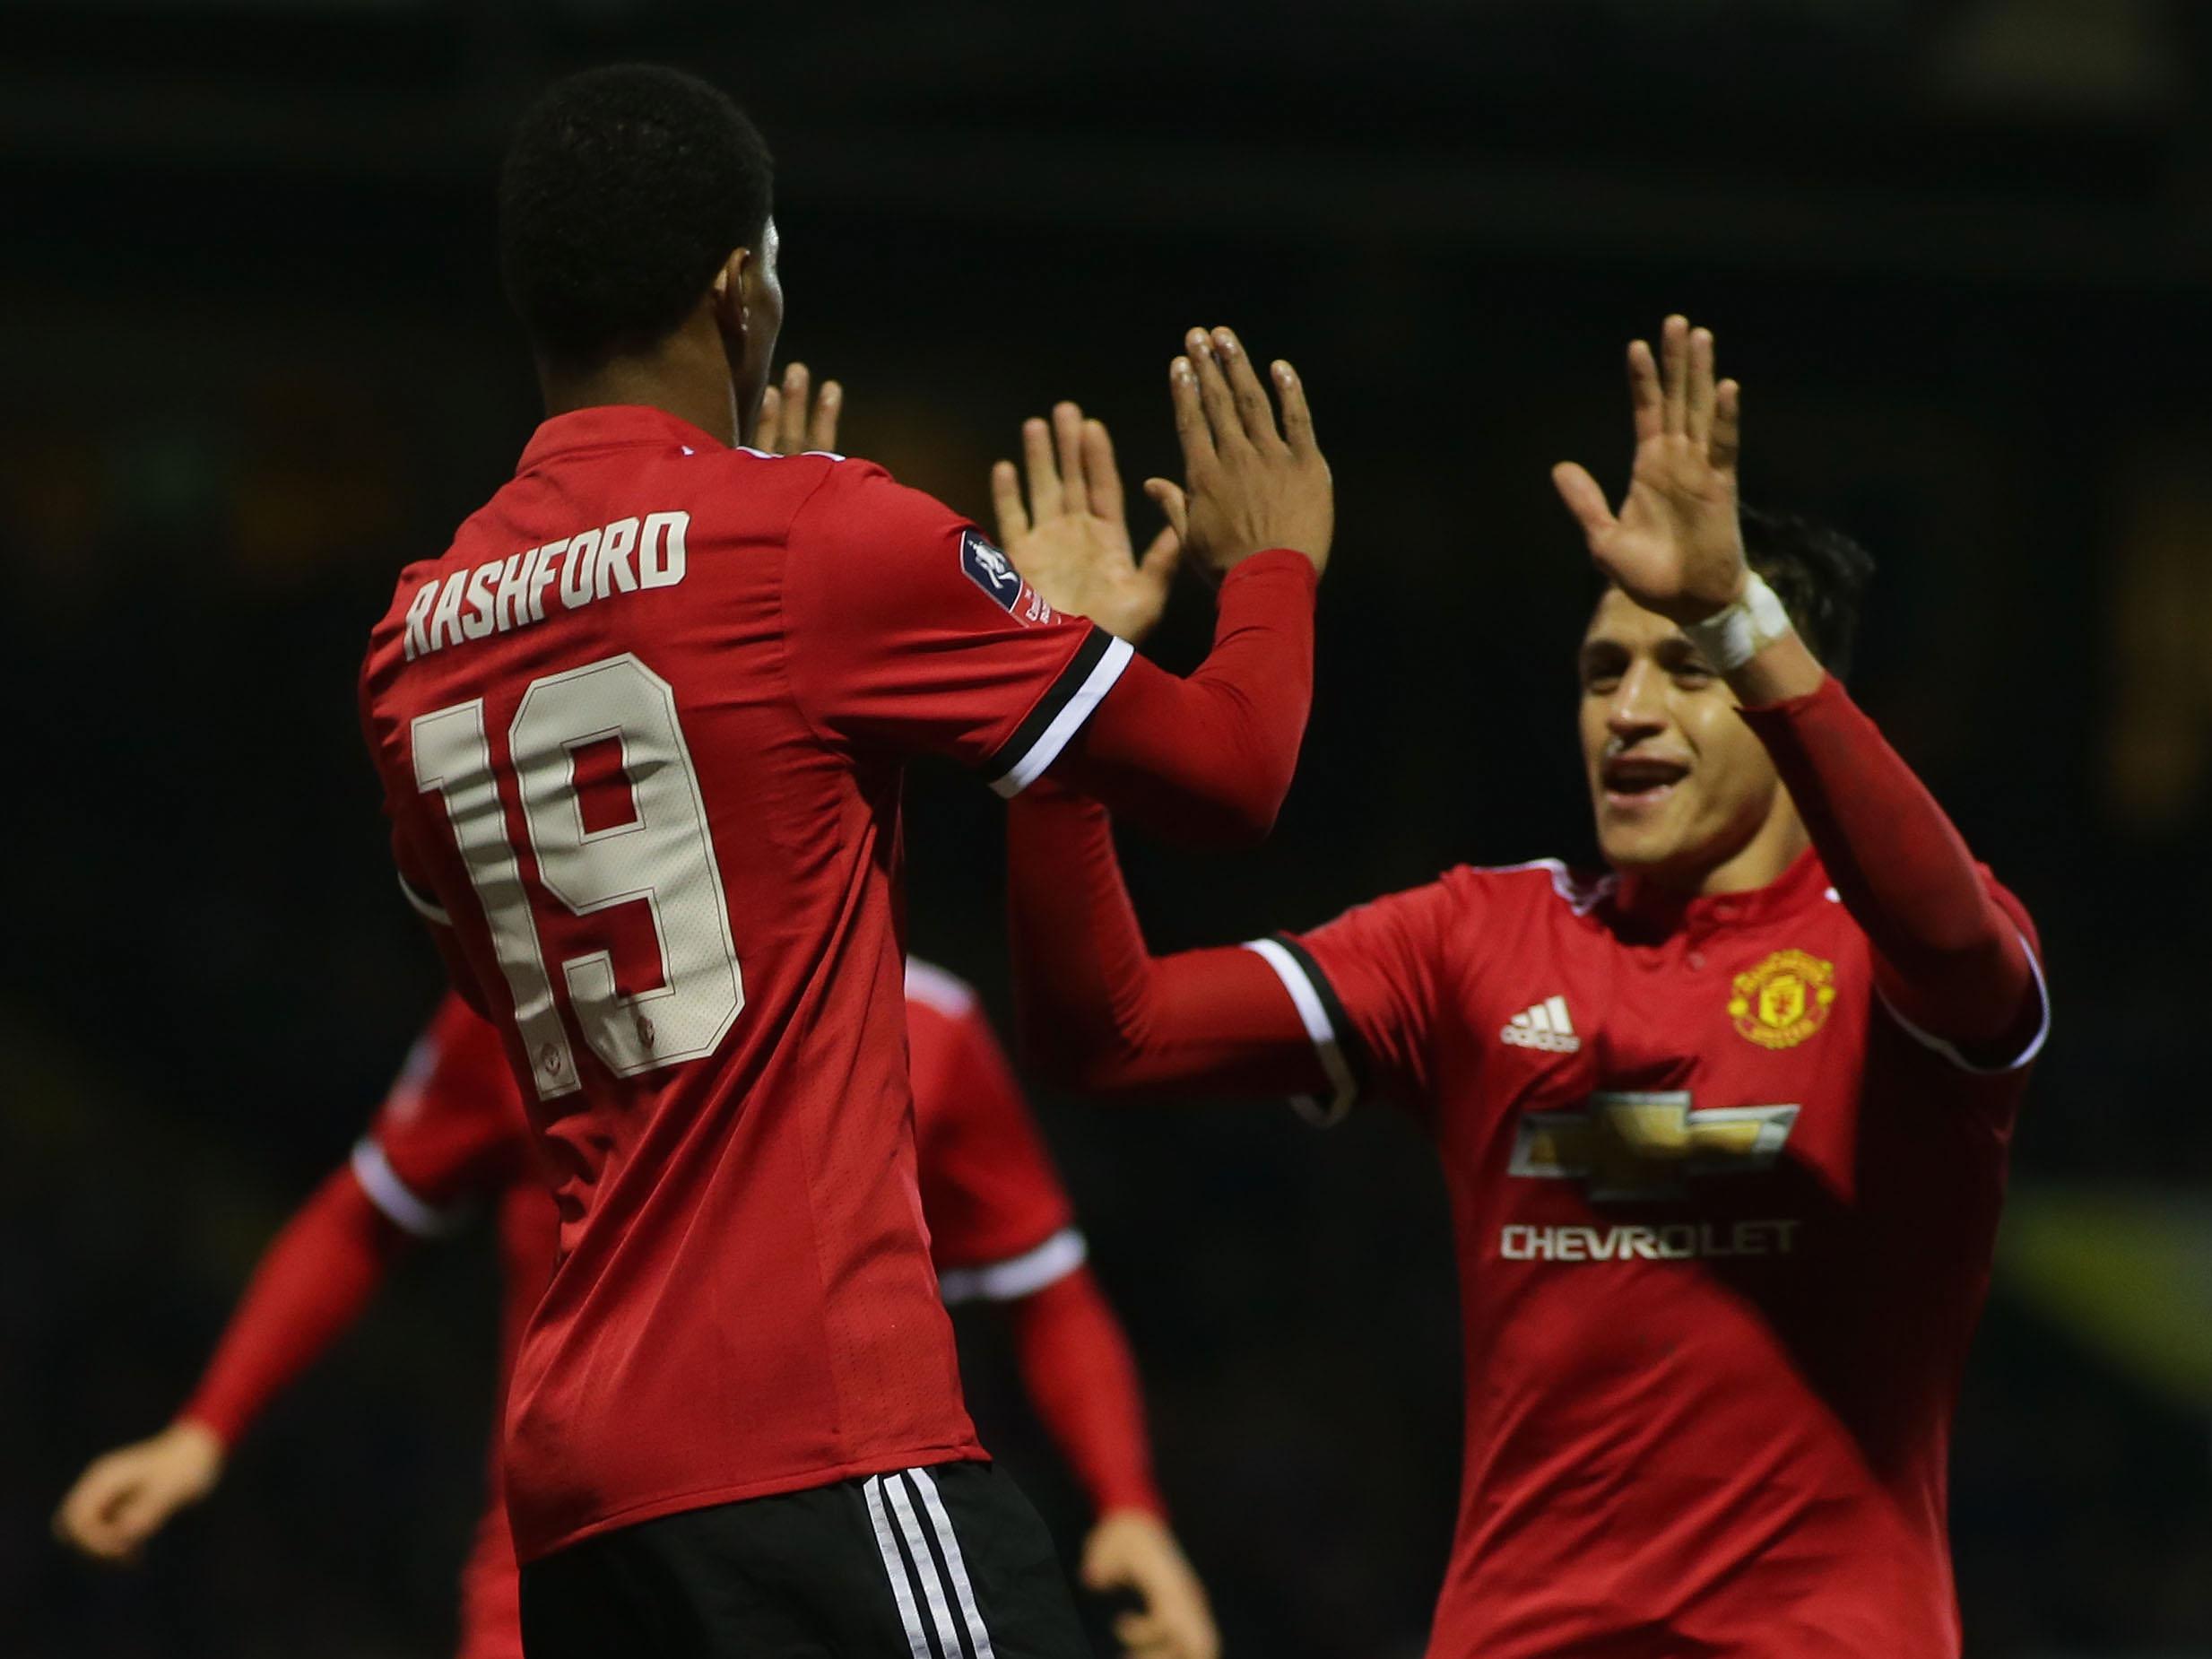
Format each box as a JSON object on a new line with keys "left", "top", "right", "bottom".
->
{"left": 517, "top": 404, "right": 731, "bottom": 473}
{"left": 1609, "top": 843, "right": 1830, "bottom": 937}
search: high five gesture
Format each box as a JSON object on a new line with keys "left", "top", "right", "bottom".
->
{"left": 1164, "top": 326, "right": 1332, "bottom": 583}
{"left": 1551, "top": 315, "right": 1748, "bottom": 626}
{"left": 996, "top": 327, "right": 1332, "bottom": 646}
{"left": 1552, "top": 315, "right": 1822, "bottom": 699}
{"left": 993, "top": 402, "right": 1184, "bottom": 646}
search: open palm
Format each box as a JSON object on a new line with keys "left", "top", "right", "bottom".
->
{"left": 1553, "top": 316, "right": 1749, "bottom": 625}
{"left": 992, "top": 403, "right": 1181, "bottom": 646}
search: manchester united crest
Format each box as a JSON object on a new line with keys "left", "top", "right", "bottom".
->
{"left": 1728, "top": 949, "right": 1836, "bottom": 1050}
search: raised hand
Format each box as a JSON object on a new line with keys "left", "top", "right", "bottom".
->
{"left": 1081, "top": 1508, "right": 1220, "bottom": 1659}
{"left": 1552, "top": 315, "right": 1748, "bottom": 624}
{"left": 993, "top": 402, "right": 1182, "bottom": 645}
{"left": 756, "top": 360, "right": 843, "bottom": 456}
{"left": 54, "top": 1420, "right": 226, "bottom": 1565}
{"left": 1161, "top": 326, "right": 1332, "bottom": 582}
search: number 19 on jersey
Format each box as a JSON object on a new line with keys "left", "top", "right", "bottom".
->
{"left": 411, "top": 653, "right": 744, "bottom": 1099}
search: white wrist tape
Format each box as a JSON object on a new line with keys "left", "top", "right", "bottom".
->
{"left": 1681, "top": 572, "right": 1792, "bottom": 673}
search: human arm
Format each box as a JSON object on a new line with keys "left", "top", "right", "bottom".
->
{"left": 1006, "top": 781, "right": 1332, "bottom": 1098}
{"left": 53, "top": 996, "right": 525, "bottom": 1566}
{"left": 53, "top": 1168, "right": 407, "bottom": 1563}
{"left": 1552, "top": 316, "right": 2043, "bottom": 1056}
{"left": 786, "top": 327, "right": 1326, "bottom": 846}
{"left": 983, "top": 1262, "right": 1218, "bottom": 1659}
{"left": 985, "top": 328, "right": 1332, "bottom": 844}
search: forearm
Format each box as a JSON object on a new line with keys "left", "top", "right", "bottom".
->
{"left": 1006, "top": 1267, "right": 1165, "bottom": 1518}
{"left": 1007, "top": 782, "right": 1324, "bottom": 1094}
{"left": 1734, "top": 664, "right": 2035, "bottom": 1047}
{"left": 178, "top": 1169, "right": 407, "bottom": 1446}
{"left": 1051, "top": 549, "right": 1314, "bottom": 847}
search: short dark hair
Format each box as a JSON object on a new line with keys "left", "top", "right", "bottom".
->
{"left": 499, "top": 64, "right": 773, "bottom": 371}
{"left": 1739, "top": 504, "right": 1875, "bottom": 676}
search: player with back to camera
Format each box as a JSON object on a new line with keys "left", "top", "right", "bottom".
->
{"left": 996, "top": 317, "right": 2046, "bottom": 1657}
{"left": 355, "top": 62, "right": 1326, "bottom": 1659}
{"left": 57, "top": 369, "right": 1219, "bottom": 1659}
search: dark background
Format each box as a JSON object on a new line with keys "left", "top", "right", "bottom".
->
{"left": 8, "top": 1, "right": 2212, "bottom": 1654}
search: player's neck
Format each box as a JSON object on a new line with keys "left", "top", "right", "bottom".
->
{"left": 1689, "top": 805, "right": 1810, "bottom": 897}
{"left": 537, "top": 319, "right": 742, "bottom": 448}
{"left": 1630, "top": 794, "right": 1811, "bottom": 904}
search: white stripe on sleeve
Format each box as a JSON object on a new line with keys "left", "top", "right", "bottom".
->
{"left": 936, "top": 1228, "right": 1088, "bottom": 1307}
{"left": 1877, "top": 925, "right": 2052, "bottom": 1075}
{"left": 988, "top": 635, "right": 1134, "bottom": 799}
{"left": 1242, "top": 937, "right": 1358, "bottom": 1126}
{"left": 349, "top": 1138, "right": 463, "bottom": 1238}
{"left": 397, "top": 870, "right": 452, "bottom": 926}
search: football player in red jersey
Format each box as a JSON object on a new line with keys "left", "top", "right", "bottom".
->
{"left": 1001, "top": 317, "right": 2047, "bottom": 1657}
{"left": 356, "top": 63, "right": 1327, "bottom": 1655}
{"left": 55, "top": 964, "right": 1219, "bottom": 1659}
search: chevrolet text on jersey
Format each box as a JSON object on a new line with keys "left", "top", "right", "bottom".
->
{"left": 1500, "top": 1219, "right": 1802, "bottom": 1261}
{"left": 403, "top": 510, "right": 690, "bottom": 661}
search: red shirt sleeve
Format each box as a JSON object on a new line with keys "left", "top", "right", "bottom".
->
{"left": 1737, "top": 674, "right": 2047, "bottom": 1071}
{"left": 178, "top": 1169, "right": 407, "bottom": 1448}
{"left": 781, "top": 461, "right": 1132, "bottom": 791}
{"left": 1006, "top": 784, "right": 1332, "bottom": 1099}
{"left": 1266, "top": 875, "right": 1469, "bottom": 1124}
{"left": 353, "top": 994, "right": 531, "bottom": 1236}
{"left": 1048, "top": 548, "right": 1318, "bottom": 847}
{"left": 907, "top": 963, "right": 1078, "bottom": 1282}
{"left": 1004, "top": 1267, "right": 1167, "bottom": 1519}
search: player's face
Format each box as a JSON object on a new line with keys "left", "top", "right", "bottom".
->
{"left": 1577, "top": 587, "right": 1788, "bottom": 887}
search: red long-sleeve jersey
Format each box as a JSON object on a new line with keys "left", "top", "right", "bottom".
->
{"left": 359, "top": 406, "right": 1311, "bottom": 1558}
{"left": 173, "top": 966, "right": 1162, "bottom": 1657}
{"left": 1008, "top": 672, "right": 2046, "bottom": 1658}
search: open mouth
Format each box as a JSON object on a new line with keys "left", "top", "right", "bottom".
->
{"left": 1600, "top": 753, "right": 1689, "bottom": 809}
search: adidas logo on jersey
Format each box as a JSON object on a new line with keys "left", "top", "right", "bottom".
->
{"left": 1501, "top": 995, "right": 1581, "bottom": 1053}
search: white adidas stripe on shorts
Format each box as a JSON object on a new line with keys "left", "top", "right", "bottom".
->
{"left": 863, "top": 1468, "right": 998, "bottom": 1659}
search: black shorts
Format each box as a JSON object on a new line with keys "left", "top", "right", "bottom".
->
{"left": 517, "top": 1460, "right": 1087, "bottom": 1659}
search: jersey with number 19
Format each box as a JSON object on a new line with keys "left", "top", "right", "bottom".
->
{"left": 358, "top": 404, "right": 1132, "bottom": 1563}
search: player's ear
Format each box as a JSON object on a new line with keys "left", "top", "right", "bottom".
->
{"left": 710, "top": 248, "right": 752, "bottom": 340}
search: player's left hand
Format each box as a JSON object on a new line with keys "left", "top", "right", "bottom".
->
{"left": 1080, "top": 1508, "right": 1219, "bottom": 1659}
{"left": 1551, "top": 314, "right": 1748, "bottom": 625}
{"left": 993, "top": 403, "right": 1183, "bottom": 646}
{"left": 757, "top": 360, "right": 843, "bottom": 456}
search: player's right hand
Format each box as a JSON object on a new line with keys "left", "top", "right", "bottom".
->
{"left": 54, "top": 1420, "right": 225, "bottom": 1565}
{"left": 1155, "top": 326, "right": 1332, "bottom": 583}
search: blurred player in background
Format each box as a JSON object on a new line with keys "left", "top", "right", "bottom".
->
{"left": 56, "top": 995, "right": 545, "bottom": 1659}
{"left": 359, "top": 63, "right": 1327, "bottom": 1656}
{"left": 59, "top": 376, "right": 1219, "bottom": 1659}
{"left": 999, "top": 318, "right": 2046, "bottom": 1657}
{"left": 53, "top": 970, "right": 1216, "bottom": 1659}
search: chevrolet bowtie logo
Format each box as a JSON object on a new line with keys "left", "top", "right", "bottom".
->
{"left": 1508, "top": 1090, "right": 1800, "bottom": 1203}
